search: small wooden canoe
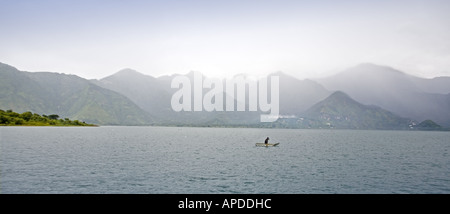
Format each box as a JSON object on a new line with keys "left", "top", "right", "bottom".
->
{"left": 255, "top": 143, "right": 280, "bottom": 147}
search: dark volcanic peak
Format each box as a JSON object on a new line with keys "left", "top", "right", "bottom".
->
{"left": 306, "top": 90, "right": 363, "bottom": 112}
{"left": 325, "top": 90, "right": 353, "bottom": 101}
{"left": 302, "top": 90, "right": 411, "bottom": 129}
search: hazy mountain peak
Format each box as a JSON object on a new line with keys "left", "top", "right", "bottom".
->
{"left": 317, "top": 63, "right": 419, "bottom": 95}
{"left": 354, "top": 62, "right": 392, "bottom": 69}
{"left": 112, "top": 68, "right": 143, "bottom": 77}
{"left": 346, "top": 63, "right": 405, "bottom": 76}
{"left": 101, "top": 68, "right": 157, "bottom": 83}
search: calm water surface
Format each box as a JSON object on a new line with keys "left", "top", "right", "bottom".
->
{"left": 1, "top": 126, "right": 449, "bottom": 193}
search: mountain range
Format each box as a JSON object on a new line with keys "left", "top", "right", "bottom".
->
{"left": 316, "top": 63, "right": 450, "bottom": 127}
{"left": 1, "top": 61, "right": 449, "bottom": 129}
{"left": 0, "top": 63, "right": 152, "bottom": 125}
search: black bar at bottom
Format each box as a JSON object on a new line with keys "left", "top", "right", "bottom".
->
{"left": 1, "top": 194, "right": 446, "bottom": 213}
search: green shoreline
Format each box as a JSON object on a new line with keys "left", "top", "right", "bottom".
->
{"left": 0, "top": 109, "right": 96, "bottom": 127}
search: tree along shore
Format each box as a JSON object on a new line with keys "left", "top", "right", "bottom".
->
{"left": 0, "top": 109, "right": 96, "bottom": 126}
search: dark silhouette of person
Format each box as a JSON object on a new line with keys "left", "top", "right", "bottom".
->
{"left": 265, "top": 137, "right": 269, "bottom": 144}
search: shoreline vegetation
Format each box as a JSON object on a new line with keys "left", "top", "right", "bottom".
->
{"left": 1, "top": 109, "right": 447, "bottom": 131}
{"left": 0, "top": 109, "right": 96, "bottom": 126}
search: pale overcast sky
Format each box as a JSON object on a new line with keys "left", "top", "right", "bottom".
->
{"left": 1, "top": 0, "right": 449, "bottom": 79}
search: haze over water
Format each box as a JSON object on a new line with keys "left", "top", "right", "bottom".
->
{"left": 1, "top": 126, "right": 449, "bottom": 194}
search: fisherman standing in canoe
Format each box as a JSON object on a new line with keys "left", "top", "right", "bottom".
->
{"left": 256, "top": 137, "right": 278, "bottom": 147}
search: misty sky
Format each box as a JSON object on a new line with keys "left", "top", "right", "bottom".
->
{"left": 1, "top": 0, "right": 449, "bottom": 79}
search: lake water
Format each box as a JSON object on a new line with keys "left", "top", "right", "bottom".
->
{"left": 1, "top": 126, "right": 449, "bottom": 193}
